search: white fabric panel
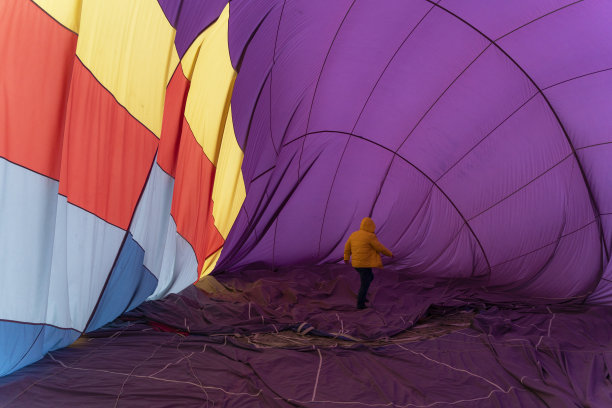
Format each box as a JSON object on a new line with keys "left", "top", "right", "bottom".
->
{"left": 0, "top": 159, "right": 124, "bottom": 330}
{"left": 130, "top": 163, "right": 174, "bottom": 279}
{"left": 129, "top": 162, "right": 198, "bottom": 300}
{"left": 148, "top": 215, "right": 199, "bottom": 300}
{"left": 56, "top": 197, "right": 124, "bottom": 330}
{"left": 0, "top": 159, "right": 59, "bottom": 325}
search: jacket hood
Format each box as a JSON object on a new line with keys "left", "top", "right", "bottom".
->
{"left": 360, "top": 217, "right": 376, "bottom": 233}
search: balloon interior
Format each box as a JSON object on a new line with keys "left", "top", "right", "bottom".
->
{"left": 1, "top": 1, "right": 612, "bottom": 406}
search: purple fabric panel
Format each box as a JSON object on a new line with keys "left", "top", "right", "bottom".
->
{"left": 544, "top": 70, "right": 612, "bottom": 258}
{"left": 588, "top": 248, "right": 612, "bottom": 304}
{"left": 606, "top": 214, "right": 612, "bottom": 258}
{"left": 488, "top": 237, "right": 559, "bottom": 288}
{"left": 227, "top": 2, "right": 279, "bottom": 153}
{"left": 273, "top": 135, "right": 381, "bottom": 265}
{"left": 218, "top": 143, "right": 302, "bottom": 270}
{"left": 229, "top": 0, "right": 354, "bottom": 151}
{"left": 399, "top": 46, "right": 538, "bottom": 180}
{"left": 306, "top": 0, "right": 431, "bottom": 133}
{"left": 157, "top": 0, "right": 229, "bottom": 57}
{"left": 544, "top": 69, "right": 612, "bottom": 149}
{"left": 545, "top": 71, "right": 612, "bottom": 258}
{"left": 228, "top": 228, "right": 276, "bottom": 272}
{"left": 174, "top": 0, "right": 228, "bottom": 57}
{"left": 226, "top": 0, "right": 279, "bottom": 70}
{"left": 470, "top": 158, "right": 599, "bottom": 288}
{"left": 384, "top": 221, "right": 488, "bottom": 279}
{"left": 248, "top": 143, "right": 301, "bottom": 263}
{"left": 315, "top": 137, "right": 396, "bottom": 262}
{"left": 317, "top": 140, "right": 422, "bottom": 264}
{"left": 489, "top": 222, "right": 601, "bottom": 299}
{"left": 271, "top": 0, "right": 355, "bottom": 144}
{"left": 471, "top": 156, "right": 595, "bottom": 264}
{"left": 511, "top": 222, "right": 602, "bottom": 299}
{"left": 437, "top": 95, "right": 571, "bottom": 220}
{"left": 439, "top": 0, "right": 578, "bottom": 40}
{"left": 354, "top": 158, "right": 432, "bottom": 254}
{"left": 238, "top": 75, "right": 279, "bottom": 184}
{"left": 156, "top": 0, "right": 181, "bottom": 26}
{"left": 241, "top": 174, "right": 273, "bottom": 225}
{"left": 372, "top": 183, "right": 485, "bottom": 278}
{"left": 576, "top": 146, "right": 612, "bottom": 215}
{"left": 497, "top": 1, "right": 612, "bottom": 88}
{"left": 575, "top": 145, "right": 612, "bottom": 257}
{"left": 353, "top": 8, "right": 489, "bottom": 151}
{"left": 215, "top": 207, "right": 250, "bottom": 270}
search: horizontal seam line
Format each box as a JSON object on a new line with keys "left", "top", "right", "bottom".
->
{"left": 491, "top": 219, "right": 597, "bottom": 268}
{"left": 74, "top": 55, "right": 160, "bottom": 139}
{"left": 0, "top": 318, "right": 81, "bottom": 333}
{"left": 0, "top": 155, "right": 59, "bottom": 182}
{"left": 494, "top": 0, "right": 584, "bottom": 42}
{"left": 542, "top": 67, "right": 612, "bottom": 90}
{"left": 467, "top": 153, "right": 574, "bottom": 221}
{"left": 28, "top": 0, "right": 78, "bottom": 35}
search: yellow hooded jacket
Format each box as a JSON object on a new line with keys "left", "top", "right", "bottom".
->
{"left": 344, "top": 217, "right": 393, "bottom": 268}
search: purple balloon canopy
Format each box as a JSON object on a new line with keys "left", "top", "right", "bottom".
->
{"left": 202, "top": 0, "right": 612, "bottom": 303}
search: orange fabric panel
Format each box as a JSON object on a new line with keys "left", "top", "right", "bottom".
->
{"left": 58, "top": 59, "right": 158, "bottom": 229}
{"left": 158, "top": 64, "right": 190, "bottom": 178}
{"left": 171, "top": 118, "right": 224, "bottom": 272}
{"left": 0, "top": 0, "right": 77, "bottom": 179}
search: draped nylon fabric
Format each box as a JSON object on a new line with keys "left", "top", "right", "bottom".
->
{"left": 219, "top": 0, "right": 612, "bottom": 302}
{"left": 0, "top": 0, "right": 242, "bottom": 376}
{"left": 1, "top": 0, "right": 612, "bottom": 377}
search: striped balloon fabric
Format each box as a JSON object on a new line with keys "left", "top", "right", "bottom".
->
{"left": 1, "top": 0, "right": 243, "bottom": 375}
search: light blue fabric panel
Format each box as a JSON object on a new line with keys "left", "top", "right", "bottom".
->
{"left": 129, "top": 162, "right": 199, "bottom": 300}
{"left": 85, "top": 234, "right": 158, "bottom": 332}
{"left": 56, "top": 196, "right": 125, "bottom": 330}
{"left": 0, "top": 157, "right": 125, "bottom": 329}
{"left": 0, "top": 158, "right": 59, "bottom": 325}
{"left": 0, "top": 321, "right": 79, "bottom": 377}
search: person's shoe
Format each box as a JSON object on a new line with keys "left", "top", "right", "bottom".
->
{"left": 357, "top": 304, "right": 366, "bottom": 310}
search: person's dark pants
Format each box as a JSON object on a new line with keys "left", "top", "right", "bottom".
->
{"left": 355, "top": 267, "right": 373, "bottom": 308}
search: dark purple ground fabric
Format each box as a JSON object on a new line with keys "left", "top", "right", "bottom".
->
{"left": 2, "top": 265, "right": 612, "bottom": 407}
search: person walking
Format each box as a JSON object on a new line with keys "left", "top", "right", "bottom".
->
{"left": 344, "top": 217, "right": 393, "bottom": 309}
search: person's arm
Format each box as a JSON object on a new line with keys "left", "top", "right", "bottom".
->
{"left": 370, "top": 236, "right": 392, "bottom": 257}
{"left": 344, "top": 237, "right": 352, "bottom": 264}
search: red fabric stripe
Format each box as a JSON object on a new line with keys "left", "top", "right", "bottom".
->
{"left": 171, "top": 118, "right": 225, "bottom": 272}
{"left": 0, "top": 0, "right": 77, "bottom": 179}
{"left": 58, "top": 60, "right": 158, "bottom": 229}
{"left": 158, "top": 64, "right": 190, "bottom": 177}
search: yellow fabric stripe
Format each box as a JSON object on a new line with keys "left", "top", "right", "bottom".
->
{"left": 184, "top": 5, "right": 236, "bottom": 163}
{"left": 180, "top": 32, "right": 204, "bottom": 81}
{"left": 75, "top": 0, "right": 176, "bottom": 137}
{"left": 211, "top": 105, "right": 246, "bottom": 239}
{"left": 32, "top": 0, "right": 82, "bottom": 33}
{"left": 184, "top": 4, "right": 246, "bottom": 244}
{"left": 167, "top": 46, "right": 181, "bottom": 86}
{"left": 200, "top": 248, "right": 223, "bottom": 279}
